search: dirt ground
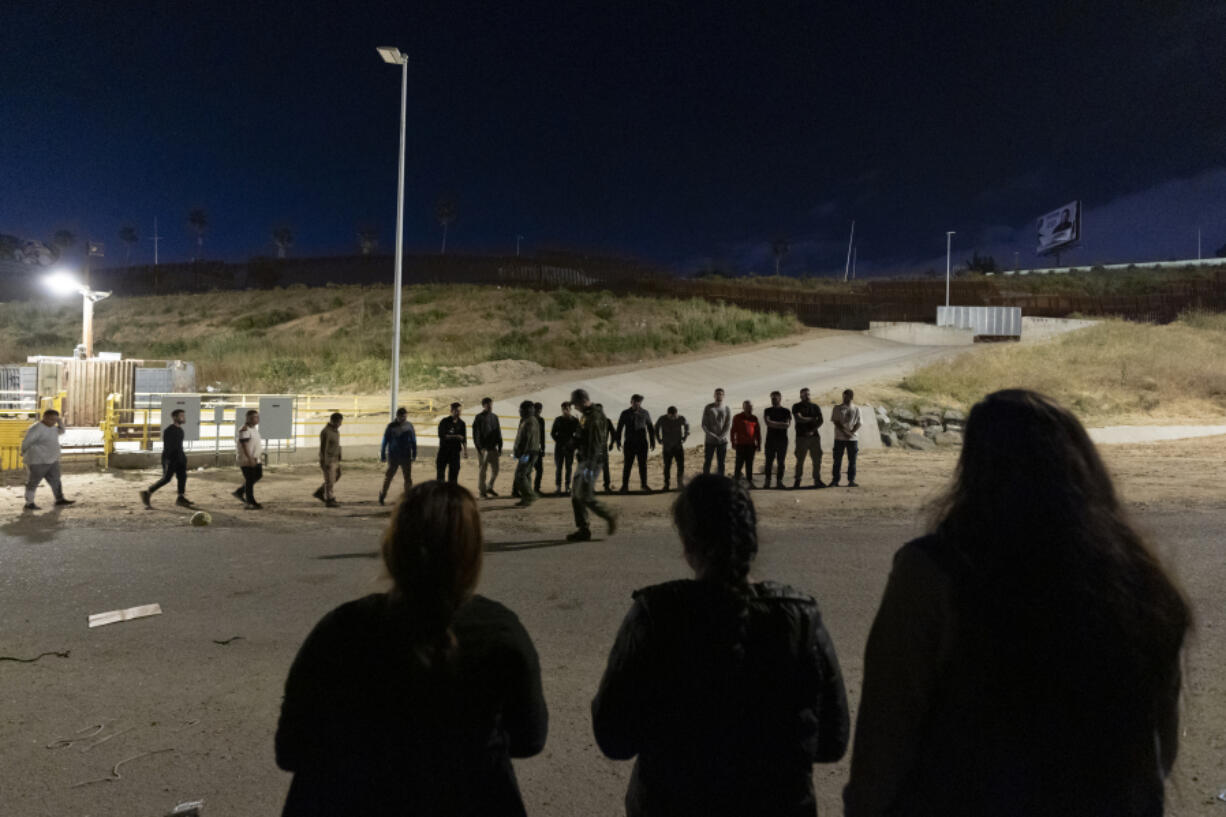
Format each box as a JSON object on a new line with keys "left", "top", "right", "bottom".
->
{"left": 1, "top": 437, "right": 1224, "bottom": 815}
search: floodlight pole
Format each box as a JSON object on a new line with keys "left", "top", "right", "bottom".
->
{"left": 945, "top": 231, "right": 955, "bottom": 307}
{"left": 382, "top": 48, "right": 409, "bottom": 420}
{"left": 843, "top": 221, "right": 855, "bottom": 282}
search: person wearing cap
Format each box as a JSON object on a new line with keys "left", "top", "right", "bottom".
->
{"left": 379, "top": 407, "right": 417, "bottom": 505}
{"left": 567, "top": 389, "right": 617, "bottom": 542}
{"left": 436, "top": 402, "right": 468, "bottom": 485}
{"left": 654, "top": 406, "right": 689, "bottom": 491}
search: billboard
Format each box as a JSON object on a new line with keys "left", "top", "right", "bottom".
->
{"left": 1036, "top": 200, "right": 1081, "bottom": 255}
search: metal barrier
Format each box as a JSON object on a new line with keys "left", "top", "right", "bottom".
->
{"left": 0, "top": 392, "right": 65, "bottom": 470}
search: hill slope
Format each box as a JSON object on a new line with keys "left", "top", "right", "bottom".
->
{"left": 0, "top": 284, "right": 801, "bottom": 392}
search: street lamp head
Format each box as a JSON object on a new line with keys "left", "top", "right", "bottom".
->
{"left": 43, "top": 269, "right": 85, "bottom": 297}
{"left": 376, "top": 46, "right": 407, "bottom": 65}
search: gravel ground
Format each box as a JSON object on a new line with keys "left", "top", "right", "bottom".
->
{"left": 1, "top": 438, "right": 1223, "bottom": 816}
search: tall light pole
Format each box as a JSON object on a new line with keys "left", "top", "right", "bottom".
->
{"left": 945, "top": 231, "right": 956, "bottom": 307}
{"left": 378, "top": 45, "right": 409, "bottom": 420}
{"left": 43, "top": 270, "right": 110, "bottom": 358}
{"left": 516, "top": 234, "right": 523, "bottom": 257}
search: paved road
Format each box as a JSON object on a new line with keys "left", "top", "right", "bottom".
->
{"left": 1, "top": 500, "right": 1221, "bottom": 817}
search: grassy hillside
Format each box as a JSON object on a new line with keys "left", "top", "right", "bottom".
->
{"left": 0, "top": 284, "right": 801, "bottom": 392}
{"left": 875, "top": 311, "right": 1226, "bottom": 424}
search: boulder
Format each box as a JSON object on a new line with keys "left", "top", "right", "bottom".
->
{"left": 942, "top": 408, "right": 966, "bottom": 423}
{"left": 919, "top": 405, "right": 942, "bottom": 418}
{"left": 893, "top": 407, "right": 917, "bottom": 423}
{"left": 923, "top": 424, "right": 940, "bottom": 439}
{"left": 918, "top": 413, "right": 943, "bottom": 427}
{"left": 934, "top": 429, "right": 963, "bottom": 446}
{"left": 901, "top": 431, "right": 936, "bottom": 451}
{"left": 880, "top": 431, "right": 894, "bottom": 447}
{"left": 875, "top": 405, "right": 890, "bottom": 418}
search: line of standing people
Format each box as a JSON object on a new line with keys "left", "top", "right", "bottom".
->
{"left": 273, "top": 389, "right": 1191, "bottom": 817}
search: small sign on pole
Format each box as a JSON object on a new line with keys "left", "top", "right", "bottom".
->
{"left": 88, "top": 241, "right": 105, "bottom": 257}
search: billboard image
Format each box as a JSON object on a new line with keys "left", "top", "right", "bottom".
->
{"left": 1036, "top": 200, "right": 1080, "bottom": 254}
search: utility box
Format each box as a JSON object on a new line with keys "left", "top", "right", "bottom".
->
{"left": 160, "top": 395, "right": 202, "bottom": 441}
{"left": 258, "top": 395, "right": 295, "bottom": 439}
{"left": 936, "top": 306, "right": 1022, "bottom": 339}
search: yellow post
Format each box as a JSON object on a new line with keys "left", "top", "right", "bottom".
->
{"left": 101, "top": 393, "right": 118, "bottom": 469}
{"left": 142, "top": 407, "right": 151, "bottom": 451}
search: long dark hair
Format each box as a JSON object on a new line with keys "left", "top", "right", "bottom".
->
{"left": 673, "top": 474, "right": 758, "bottom": 592}
{"left": 930, "top": 390, "right": 1189, "bottom": 703}
{"left": 381, "top": 481, "right": 484, "bottom": 668}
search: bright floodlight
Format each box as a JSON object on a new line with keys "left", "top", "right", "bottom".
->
{"left": 377, "top": 46, "right": 406, "bottom": 65}
{"left": 43, "top": 269, "right": 84, "bottom": 296}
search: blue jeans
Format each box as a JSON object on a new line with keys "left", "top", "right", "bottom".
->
{"left": 703, "top": 441, "right": 727, "bottom": 475}
{"left": 832, "top": 440, "right": 858, "bottom": 484}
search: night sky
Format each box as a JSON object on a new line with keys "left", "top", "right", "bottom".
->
{"left": 2, "top": 0, "right": 1224, "bottom": 276}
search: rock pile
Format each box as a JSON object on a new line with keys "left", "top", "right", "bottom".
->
{"left": 875, "top": 404, "right": 965, "bottom": 450}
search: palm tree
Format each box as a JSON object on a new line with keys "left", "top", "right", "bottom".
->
{"left": 187, "top": 209, "right": 208, "bottom": 261}
{"left": 119, "top": 226, "right": 139, "bottom": 265}
{"left": 357, "top": 227, "right": 378, "bottom": 255}
{"left": 271, "top": 226, "right": 294, "bottom": 259}
{"left": 771, "top": 237, "right": 790, "bottom": 276}
{"left": 435, "top": 196, "right": 457, "bottom": 254}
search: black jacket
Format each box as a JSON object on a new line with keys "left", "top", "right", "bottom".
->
{"left": 615, "top": 407, "right": 657, "bottom": 449}
{"left": 551, "top": 414, "right": 580, "bottom": 451}
{"left": 276, "top": 593, "right": 547, "bottom": 817}
{"left": 473, "top": 411, "right": 503, "bottom": 452}
{"left": 592, "top": 579, "right": 849, "bottom": 817}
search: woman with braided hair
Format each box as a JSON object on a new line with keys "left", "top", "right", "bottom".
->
{"left": 592, "top": 473, "right": 849, "bottom": 816}
{"left": 275, "top": 481, "right": 547, "bottom": 816}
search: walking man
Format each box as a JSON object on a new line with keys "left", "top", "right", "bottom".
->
{"left": 21, "top": 408, "right": 74, "bottom": 510}
{"left": 731, "top": 399, "right": 762, "bottom": 487}
{"left": 532, "top": 402, "right": 546, "bottom": 495}
{"left": 313, "top": 412, "right": 343, "bottom": 507}
{"left": 436, "top": 402, "right": 467, "bottom": 484}
{"left": 654, "top": 406, "right": 689, "bottom": 491}
{"left": 551, "top": 401, "right": 580, "bottom": 495}
{"left": 594, "top": 403, "right": 614, "bottom": 492}
{"left": 830, "top": 388, "right": 862, "bottom": 487}
{"left": 233, "top": 409, "right": 263, "bottom": 509}
{"left": 140, "top": 409, "right": 193, "bottom": 508}
{"left": 472, "top": 397, "right": 502, "bottom": 498}
{"left": 512, "top": 400, "right": 540, "bottom": 507}
{"left": 762, "top": 391, "right": 791, "bottom": 489}
{"left": 566, "top": 388, "right": 617, "bottom": 542}
{"left": 701, "top": 387, "right": 731, "bottom": 475}
{"left": 792, "top": 387, "right": 826, "bottom": 489}
{"left": 614, "top": 394, "right": 656, "bottom": 493}
{"left": 378, "top": 407, "right": 416, "bottom": 505}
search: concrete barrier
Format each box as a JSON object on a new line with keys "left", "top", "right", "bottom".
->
{"left": 867, "top": 322, "right": 975, "bottom": 346}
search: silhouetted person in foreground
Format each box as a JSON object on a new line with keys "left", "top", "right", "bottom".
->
{"left": 844, "top": 389, "right": 1190, "bottom": 817}
{"left": 592, "top": 474, "right": 849, "bottom": 817}
{"left": 276, "top": 481, "right": 547, "bottom": 816}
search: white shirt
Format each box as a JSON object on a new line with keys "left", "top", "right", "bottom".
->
{"left": 21, "top": 422, "right": 63, "bottom": 465}
{"left": 831, "top": 403, "right": 862, "bottom": 441}
{"left": 236, "top": 424, "right": 264, "bottom": 466}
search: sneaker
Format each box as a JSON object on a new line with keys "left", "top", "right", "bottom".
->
{"left": 814, "top": 480, "right": 827, "bottom": 489}
{"left": 245, "top": 502, "right": 263, "bottom": 510}
{"left": 175, "top": 495, "right": 194, "bottom": 508}
{"left": 640, "top": 485, "right": 652, "bottom": 494}
{"left": 513, "top": 499, "right": 534, "bottom": 508}
{"left": 378, "top": 492, "right": 387, "bottom": 505}
{"left": 792, "top": 479, "right": 801, "bottom": 489}
{"left": 774, "top": 482, "right": 785, "bottom": 490}
{"left": 139, "top": 490, "right": 152, "bottom": 509}
{"left": 566, "top": 528, "right": 592, "bottom": 542}
{"left": 312, "top": 487, "right": 325, "bottom": 503}
{"left": 605, "top": 511, "right": 618, "bottom": 536}
{"left": 847, "top": 481, "right": 859, "bottom": 488}
{"left": 54, "top": 498, "right": 75, "bottom": 506}
{"left": 663, "top": 483, "right": 670, "bottom": 492}
{"left": 23, "top": 502, "right": 39, "bottom": 511}
{"left": 618, "top": 486, "right": 630, "bottom": 494}
{"left": 763, "top": 479, "right": 771, "bottom": 489}
{"left": 232, "top": 487, "right": 246, "bottom": 502}
{"left": 486, "top": 489, "right": 499, "bottom": 497}
{"left": 325, "top": 499, "right": 340, "bottom": 507}
{"left": 830, "top": 481, "right": 840, "bottom": 488}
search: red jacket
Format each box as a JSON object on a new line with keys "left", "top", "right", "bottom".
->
{"left": 730, "top": 413, "right": 761, "bottom": 448}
